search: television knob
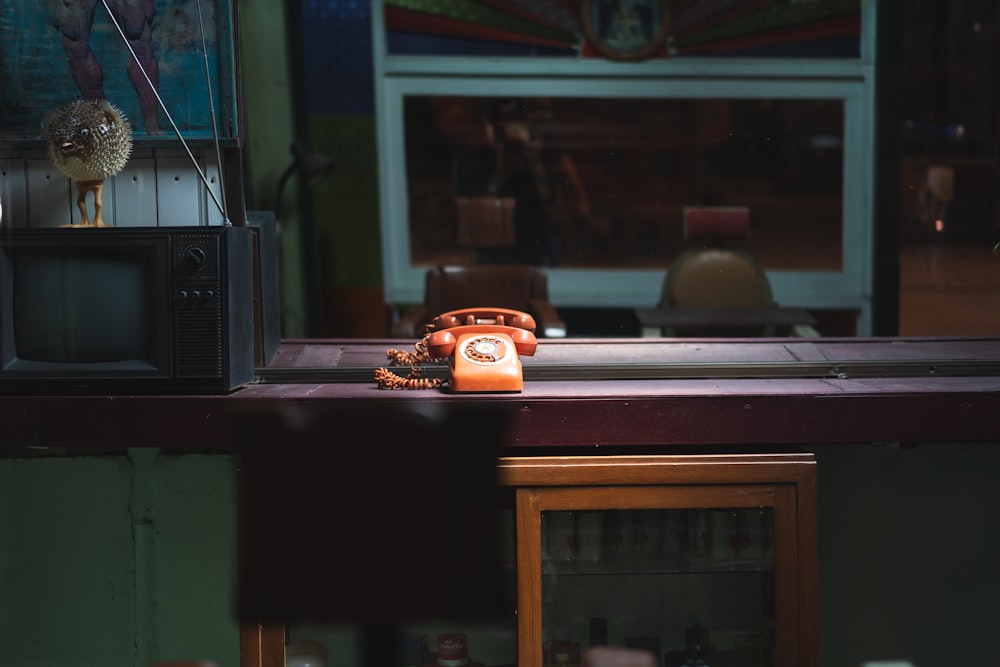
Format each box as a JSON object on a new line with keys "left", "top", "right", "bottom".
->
{"left": 177, "top": 290, "right": 189, "bottom": 299}
{"left": 204, "top": 289, "right": 216, "bottom": 299}
{"left": 190, "top": 290, "right": 201, "bottom": 299}
{"left": 182, "top": 245, "right": 208, "bottom": 268}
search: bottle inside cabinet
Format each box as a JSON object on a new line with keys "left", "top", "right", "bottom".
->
{"left": 541, "top": 508, "right": 776, "bottom": 667}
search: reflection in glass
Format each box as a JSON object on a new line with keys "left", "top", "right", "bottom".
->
{"left": 404, "top": 96, "right": 844, "bottom": 273}
{"left": 541, "top": 508, "right": 775, "bottom": 666}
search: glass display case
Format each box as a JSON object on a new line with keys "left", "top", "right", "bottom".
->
{"left": 498, "top": 454, "right": 817, "bottom": 667}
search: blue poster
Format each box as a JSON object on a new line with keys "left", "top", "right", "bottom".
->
{"left": 0, "top": 0, "right": 234, "bottom": 142}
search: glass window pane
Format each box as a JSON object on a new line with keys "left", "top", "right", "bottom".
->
{"left": 405, "top": 96, "right": 843, "bottom": 272}
{"left": 898, "top": 2, "right": 1000, "bottom": 336}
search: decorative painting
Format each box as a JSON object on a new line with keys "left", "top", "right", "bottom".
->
{"left": 0, "top": 0, "right": 237, "bottom": 143}
{"left": 381, "top": 0, "right": 861, "bottom": 59}
{"left": 580, "top": 0, "right": 670, "bottom": 62}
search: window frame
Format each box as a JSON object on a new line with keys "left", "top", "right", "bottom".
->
{"left": 371, "top": 0, "right": 878, "bottom": 333}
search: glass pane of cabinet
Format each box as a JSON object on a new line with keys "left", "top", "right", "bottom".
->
{"left": 504, "top": 455, "right": 817, "bottom": 667}
{"left": 541, "top": 507, "right": 776, "bottom": 667}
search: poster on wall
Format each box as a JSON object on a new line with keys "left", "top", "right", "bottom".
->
{"left": 0, "top": 0, "right": 237, "bottom": 143}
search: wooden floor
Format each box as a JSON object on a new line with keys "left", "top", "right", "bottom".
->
{"left": 899, "top": 242, "right": 1000, "bottom": 336}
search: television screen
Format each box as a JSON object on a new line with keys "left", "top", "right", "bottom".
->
{"left": 14, "top": 253, "right": 152, "bottom": 364}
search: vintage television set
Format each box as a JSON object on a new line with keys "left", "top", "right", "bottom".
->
{"left": 0, "top": 225, "right": 256, "bottom": 394}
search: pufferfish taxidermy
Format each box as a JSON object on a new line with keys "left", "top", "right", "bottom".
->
{"left": 41, "top": 99, "right": 133, "bottom": 227}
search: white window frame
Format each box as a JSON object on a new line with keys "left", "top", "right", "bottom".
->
{"left": 372, "top": 0, "right": 878, "bottom": 334}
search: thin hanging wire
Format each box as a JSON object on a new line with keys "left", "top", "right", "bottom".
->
{"left": 196, "top": 0, "right": 229, "bottom": 225}
{"left": 100, "top": 0, "right": 231, "bottom": 224}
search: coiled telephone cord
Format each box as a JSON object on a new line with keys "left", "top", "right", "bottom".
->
{"left": 374, "top": 333, "right": 446, "bottom": 390}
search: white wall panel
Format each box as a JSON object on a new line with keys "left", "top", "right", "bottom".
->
{"left": 155, "top": 156, "right": 207, "bottom": 227}
{"left": 0, "top": 158, "right": 27, "bottom": 228}
{"left": 111, "top": 157, "right": 158, "bottom": 227}
{"left": 26, "top": 159, "right": 72, "bottom": 228}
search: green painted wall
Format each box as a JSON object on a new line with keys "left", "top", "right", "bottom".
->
{"left": 0, "top": 452, "right": 240, "bottom": 666}
{"left": 307, "top": 115, "right": 382, "bottom": 290}
{"left": 238, "top": 0, "right": 304, "bottom": 336}
{"left": 809, "top": 442, "right": 1000, "bottom": 666}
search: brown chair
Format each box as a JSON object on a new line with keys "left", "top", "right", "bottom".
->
{"left": 391, "top": 265, "right": 566, "bottom": 338}
{"left": 646, "top": 206, "right": 818, "bottom": 337}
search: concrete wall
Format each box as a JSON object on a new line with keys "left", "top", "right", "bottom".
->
{"left": 0, "top": 451, "right": 240, "bottom": 667}
{"left": 810, "top": 442, "right": 1000, "bottom": 667}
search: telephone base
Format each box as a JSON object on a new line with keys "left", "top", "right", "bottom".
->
{"left": 448, "top": 332, "right": 525, "bottom": 393}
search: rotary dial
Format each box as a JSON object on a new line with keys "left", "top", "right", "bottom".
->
{"left": 459, "top": 336, "right": 508, "bottom": 364}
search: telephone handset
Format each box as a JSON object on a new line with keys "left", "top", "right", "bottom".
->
{"left": 375, "top": 307, "right": 538, "bottom": 392}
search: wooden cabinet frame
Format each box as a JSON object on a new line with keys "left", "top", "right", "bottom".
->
{"left": 498, "top": 454, "right": 818, "bottom": 667}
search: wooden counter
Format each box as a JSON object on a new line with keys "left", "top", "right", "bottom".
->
{"left": 1, "top": 337, "right": 998, "bottom": 451}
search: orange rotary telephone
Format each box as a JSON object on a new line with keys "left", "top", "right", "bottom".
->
{"left": 375, "top": 307, "right": 538, "bottom": 392}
